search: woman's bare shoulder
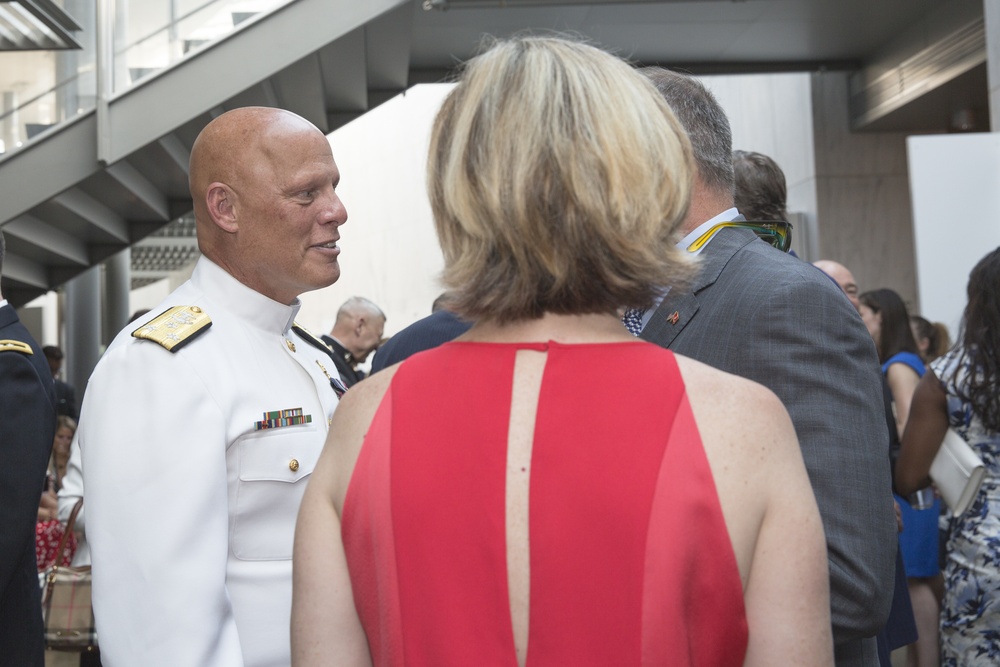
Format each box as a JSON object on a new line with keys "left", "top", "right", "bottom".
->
{"left": 323, "top": 365, "right": 400, "bottom": 505}
{"left": 674, "top": 354, "right": 788, "bottom": 429}
{"left": 672, "top": 353, "right": 799, "bottom": 493}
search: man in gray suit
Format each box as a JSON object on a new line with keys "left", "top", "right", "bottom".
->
{"left": 637, "top": 69, "right": 897, "bottom": 666}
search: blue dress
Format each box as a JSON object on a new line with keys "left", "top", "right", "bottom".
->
{"left": 885, "top": 352, "right": 942, "bottom": 578}
{"left": 933, "top": 347, "right": 1000, "bottom": 666}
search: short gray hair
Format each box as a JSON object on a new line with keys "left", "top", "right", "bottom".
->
{"left": 641, "top": 68, "right": 734, "bottom": 197}
{"left": 336, "top": 296, "right": 384, "bottom": 322}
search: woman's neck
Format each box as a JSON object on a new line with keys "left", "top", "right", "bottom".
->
{"left": 459, "top": 311, "right": 638, "bottom": 345}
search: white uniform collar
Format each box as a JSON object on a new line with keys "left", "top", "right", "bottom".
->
{"left": 190, "top": 257, "right": 302, "bottom": 334}
{"left": 0, "top": 299, "right": 7, "bottom": 309}
{"left": 676, "top": 207, "right": 741, "bottom": 256}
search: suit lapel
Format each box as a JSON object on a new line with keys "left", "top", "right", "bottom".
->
{"left": 640, "top": 291, "right": 699, "bottom": 347}
{"left": 640, "top": 226, "right": 759, "bottom": 348}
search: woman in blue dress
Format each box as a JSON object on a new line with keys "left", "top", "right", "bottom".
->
{"left": 899, "top": 247, "right": 1000, "bottom": 666}
{"left": 860, "top": 288, "right": 940, "bottom": 667}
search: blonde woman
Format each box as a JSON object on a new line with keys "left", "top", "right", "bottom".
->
{"left": 293, "top": 36, "right": 831, "bottom": 667}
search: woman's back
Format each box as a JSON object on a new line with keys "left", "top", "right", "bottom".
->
{"left": 342, "top": 340, "right": 746, "bottom": 666}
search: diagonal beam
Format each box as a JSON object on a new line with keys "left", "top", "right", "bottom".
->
{"left": 2, "top": 252, "right": 47, "bottom": 288}
{"left": 50, "top": 189, "right": 129, "bottom": 242}
{"left": 3, "top": 213, "right": 89, "bottom": 265}
{"left": 156, "top": 133, "right": 191, "bottom": 175}
{"left": 106, "top": 160, "right": 171, "bottom": 221}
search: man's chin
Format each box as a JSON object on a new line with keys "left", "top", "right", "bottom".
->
{"left": 308, "top": 265, "right": 341, "bottom": 291}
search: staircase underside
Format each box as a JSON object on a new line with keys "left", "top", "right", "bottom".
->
{"left": 0, "top": 0, "right": 411, "bottom": 306}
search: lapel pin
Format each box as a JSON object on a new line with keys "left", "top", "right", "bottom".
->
{"left": 668, "top": 311, "right": 680, "bottom": 325}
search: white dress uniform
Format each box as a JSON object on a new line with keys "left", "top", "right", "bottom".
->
{"left": 80, "top": 257, "right": 341, "bottom": 667}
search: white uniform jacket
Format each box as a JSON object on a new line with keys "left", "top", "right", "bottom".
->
{"left": 80, "top": 257, "right": 341, "bottom": 667}
{"left": 57, "top": 439, "right": 89, "bottom": 566}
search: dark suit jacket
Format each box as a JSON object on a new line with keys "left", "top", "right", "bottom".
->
{"left": 641, "top": 228, "right": 896, "bottom": 667}
{"left": 320, "top": 335, "right": 363, "bottom": 387}
{"left": 370, "top": 309, "right": 472, "bottom": 374}
{"left": 54, "top": 378, "right": 78, "bottom": 420}
{"left": 0, "top": 303, "right": 57, "bottom": 666}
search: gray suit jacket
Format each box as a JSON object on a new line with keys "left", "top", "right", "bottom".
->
{"left": 641, "top": 227, "right": 896, "bottom": 667}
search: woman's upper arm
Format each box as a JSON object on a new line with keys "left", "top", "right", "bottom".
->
{"left": 886, "top": 363, "right": 921, "bottom": 435}
{"left": 896, "top": 369, "right": 949, "bottom": 496}
{"left": 291, "top": 371, "right": 395, "bottom": 667}
{"left": 741, "top": 391, "right": 833, "bottom": 667}
{"left": 680, "top": 357, "right": 833, "bottom": 666}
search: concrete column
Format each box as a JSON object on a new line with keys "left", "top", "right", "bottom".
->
{"left": 103, "top": 247, "right": 131, "bottom": 345}
{"left": 808, "top": 71, "right": 918, "bottom": 306}
{"left": 986, "top": 0, "right": 1000, "bottom": 130}
{"left": 64, "top": 265, "right": 102, "bottom": 404}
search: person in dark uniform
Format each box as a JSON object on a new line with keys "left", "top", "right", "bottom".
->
{"left": 43, "top": 345, "right": 78, "bottom": 420}
{"left": 320, "top": 296, "right": 385, "bottom": 387}
{"left": 369, "top": 292, "right": 471, "bottom": 373}
{"left": 0, "top": 231, "right": 58, "bottom": 667}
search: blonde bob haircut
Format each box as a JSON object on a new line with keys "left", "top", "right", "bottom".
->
{"left": 428, "top": 35, "right": 696, "bottom": 324}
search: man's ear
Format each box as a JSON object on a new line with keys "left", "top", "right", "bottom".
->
{"left": 354, "top": 316, "right": 366, "bottom": 337}
{"left": 206, "top": 182, "right": 239, "bottom": 233}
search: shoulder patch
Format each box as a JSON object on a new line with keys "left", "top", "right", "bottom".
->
{"left": 0, "top": 339, "right": 33, "bottom": 354}
{"left": 132, "top": 305, "right": 212, "bottom": 353}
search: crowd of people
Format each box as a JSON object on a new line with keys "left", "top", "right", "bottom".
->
{"left": 1, "top": 34, "right": 997, "bottom": 667}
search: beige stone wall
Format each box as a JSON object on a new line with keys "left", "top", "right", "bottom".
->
{"left": 809, "top": 72, "right": 920, "bottom": 310}
{"left": 987, "top": 0, "right": 1000, "bottom": 130}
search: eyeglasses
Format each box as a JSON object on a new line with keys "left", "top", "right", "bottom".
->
{"left": 686, "top": 220, "right": 792, "bottom": 253}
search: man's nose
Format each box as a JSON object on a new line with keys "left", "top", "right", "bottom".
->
{"left": 321, "top": 190, "right": 347, "bottom": 226}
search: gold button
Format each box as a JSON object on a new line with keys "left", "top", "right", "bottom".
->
{"left": 285, "top": 339, "right": 296, "bottom": 352}
{"left": 191, "top": 306, "right": 202, "bottom": 313}
{"left": 289, "top": 458, "right": 299, "bottom": 472}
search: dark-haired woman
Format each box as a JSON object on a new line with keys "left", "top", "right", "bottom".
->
{"left": 859, "top": 289, "right": 939, "bottom": 667}
{"left": 899, "top": 247, "right": 1000, "bottom": 666}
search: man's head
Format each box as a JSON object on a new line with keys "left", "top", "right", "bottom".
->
{"left": 813, "top": 259, "right": 860, "bottom": 311}
{"left": 733, "top": 149, "right": 787, "bottom": 221}
{"left": 642, "top": 68, "right": 734, "bottom": 234}
{"left": 42, "top": 345, "right": 63, "bottom": 377}
{"left": 189, "top": 107, "right": 348, "bottom": 305}
{"left": 329, "top": 297, "right": 385, "bottom": 363}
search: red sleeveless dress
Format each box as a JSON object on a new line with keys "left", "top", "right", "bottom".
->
{"left": 342, "top": 341, "right": 747, "bottom": 666}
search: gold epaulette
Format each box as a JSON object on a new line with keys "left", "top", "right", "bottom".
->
{"left": 0, "top": 339, "right": 33, "bottom": 354}
{"left": 291, "top": 322, "right": 330, "bottom": 350}
{"left": 132, "top": 305, "right": 212, "bottom": 353}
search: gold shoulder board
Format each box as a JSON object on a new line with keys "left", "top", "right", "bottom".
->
{"left": 132, "top": 305, "right": 212, "bottom": 353}
{"left": 291, "top": 322, "right": 331, "bottom": 351}
{"left": 0, "top": 339, "right": 33, "bottom": 354}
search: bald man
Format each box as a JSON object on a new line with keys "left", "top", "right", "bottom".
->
{"left": 814, "top": 259, "right": 861, "bottom": 311}
{"left": 79, "top": 108, "right": 348, "bottom": 667}
{"left": 321, "top": 296, "right": 385, "bottom": 387}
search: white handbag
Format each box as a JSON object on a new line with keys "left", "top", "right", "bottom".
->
{"left": 930, "top": 428, "right": 986, "bottom": 517}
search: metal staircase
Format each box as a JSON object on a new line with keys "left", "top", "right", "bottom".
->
{"left": 0, "top": 0, "right": 412, "bottom": 306}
